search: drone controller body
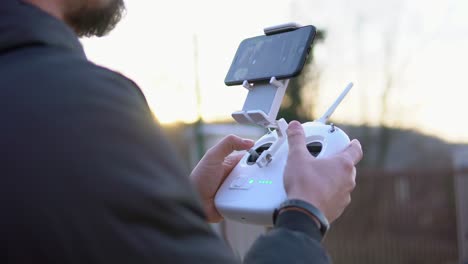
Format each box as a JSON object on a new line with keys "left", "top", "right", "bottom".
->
{"left": 214, "top": 121, "right": 350, "bottom": 226}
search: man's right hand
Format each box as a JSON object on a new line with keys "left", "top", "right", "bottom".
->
{"left": 283, "top": 121, "right": 363, "bottom": 224}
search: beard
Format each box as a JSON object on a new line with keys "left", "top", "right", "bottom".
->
{"left": 65, "top": 0, "right": 125, "bottom": 38}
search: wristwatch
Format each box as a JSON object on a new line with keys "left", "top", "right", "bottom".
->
{"left": 273, "top": 199, "right": 330, "bottom": 237}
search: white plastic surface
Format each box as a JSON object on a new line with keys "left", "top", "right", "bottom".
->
{"left": 317, "top": 83, "right": 353, "bottom": 124}
{"left": 256, "top": 118, "right": 288, "bottom": 168}
{"left": 216, "top": 82, "right": 354, "bottom": 226}
{"left": 214, "top": 121, "right": 350, "bottom": 226}
{"left": 233, "top": 77, "right": 288, "bottom": 127}
{"left": 264, "top": 22, "right": 302, "bottom": 35}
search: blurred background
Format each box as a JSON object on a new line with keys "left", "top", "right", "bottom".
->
{"left": 81, "top": 0, "right": 468, "bottom": 263}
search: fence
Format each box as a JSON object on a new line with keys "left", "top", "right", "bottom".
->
{"left": 221, "top": 168, "right": 458, "bottom": 263}
{"left": 323, "top": 168, "right": 458, "bottom": 264}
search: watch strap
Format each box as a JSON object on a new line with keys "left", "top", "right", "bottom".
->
{"left": 273, "top": 199, "right": 330, "bottom": 237}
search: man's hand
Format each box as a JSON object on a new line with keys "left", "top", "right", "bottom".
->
{"left": 284, "top": 121, "right": 363, "bottom": 224}
{"left": 190, "top": 135, "right": 254, "bottom": 223}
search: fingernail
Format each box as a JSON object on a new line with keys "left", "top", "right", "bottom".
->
{"left": 288, "top": 120, "right": 301, "bottom": 129}
{"left": 243, "top": 139, "right": 254, "bottom": 145}
{"left": 352, "top": 139, "right": 362, "bottom": 149}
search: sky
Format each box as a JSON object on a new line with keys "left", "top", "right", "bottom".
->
{"left": 82, "top": 0, "right": 468, "bottom": 143}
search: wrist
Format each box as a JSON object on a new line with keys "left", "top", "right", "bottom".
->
{"left": 277, "top": 207, "right": 322, "bottom": 229}
{"left": 273, "top": 199, "right": 330, "bottom": 239}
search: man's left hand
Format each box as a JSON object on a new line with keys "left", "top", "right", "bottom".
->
{"left": 190, "top": 135, "right": 254, "bottom": 223}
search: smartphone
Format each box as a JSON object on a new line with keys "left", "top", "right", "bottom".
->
{"left": 224, "top": 25, "right": 316, "bottom": 86}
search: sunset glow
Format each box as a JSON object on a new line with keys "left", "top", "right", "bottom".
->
{"left": 82, "top": 0, "right": 468, "bottom": 143}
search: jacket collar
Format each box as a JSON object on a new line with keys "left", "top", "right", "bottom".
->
{"left": 0, "top": 0, "right": 85, "bottom": 57}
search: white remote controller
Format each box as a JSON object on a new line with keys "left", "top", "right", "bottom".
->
{"left": 214, "top": 83, "right": 353, "bottom": 226}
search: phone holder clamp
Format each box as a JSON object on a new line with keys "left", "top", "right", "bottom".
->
{"left": 232, "top": 76, "right": 289, "bottom": 128}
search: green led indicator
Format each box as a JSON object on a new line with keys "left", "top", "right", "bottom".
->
{"left": 249, "top": 179, "right": 254, "bottom": 184}
{"left": 258, "top": 180, "right": 273, "bottom": 184}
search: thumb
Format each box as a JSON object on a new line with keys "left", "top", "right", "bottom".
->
{"left": 287, "top": 121, "right": 309, "bottom": 156}
{"left": 337, "top": 139, "right": 363, "bottom": 165}
{"left": 205, "top": 135, "right": 254, "bottom": 163}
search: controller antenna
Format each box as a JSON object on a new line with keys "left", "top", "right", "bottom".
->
{"left": 316, "top": 82, "right": 353, "bottom": 124}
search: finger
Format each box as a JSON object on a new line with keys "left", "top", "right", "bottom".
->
{"left": 205, "top": 135, "right": 254, "bottom": 163}
{"left": 339, "top": 139, "right": 363, "bottom": 165}
{"left": 287, "top": 121, "right": 309, "bottom": 156}
{"left": 223, "top": 152, "right": 246, "bottom": 171}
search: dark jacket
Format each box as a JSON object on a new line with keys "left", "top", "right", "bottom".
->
{"left": 0, "top": 1, "right": 330, "bottom": 263}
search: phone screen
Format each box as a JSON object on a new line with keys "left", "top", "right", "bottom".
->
{"left": 224, "top": 25, "right": 316, "bottom": 86}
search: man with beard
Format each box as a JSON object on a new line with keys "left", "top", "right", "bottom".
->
{"left": 0, "top": 0, "right": 363, "bottom": 263}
